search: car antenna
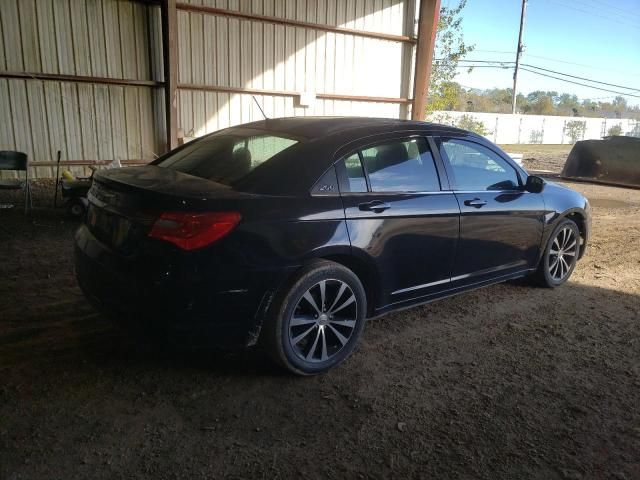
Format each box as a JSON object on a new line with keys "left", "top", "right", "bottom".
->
{"left": 252, "top": 95, "right": 269, "bottom": 120}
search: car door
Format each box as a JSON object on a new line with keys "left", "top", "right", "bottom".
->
{"left": 435, "top": 136, "right": 545, "bottom": 284}
{"left": 337, "top": 135, "right": 460, "bottom": 309}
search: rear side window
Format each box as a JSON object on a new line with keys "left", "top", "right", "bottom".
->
{"left": 360, "top": 138, "right": 440, "bottom": 192}
{"left": 440, "top": 139, "right": 519, "bottom": 191}
{"left": 344, "top": 153, "right": 367, "bottom": 192}
{"left": 156, "top": 132, "right": 298, "bottom": 186}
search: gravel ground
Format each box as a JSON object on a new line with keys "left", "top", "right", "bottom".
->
{"left": 1, "top": 180, "right": 639, "bottom": 480}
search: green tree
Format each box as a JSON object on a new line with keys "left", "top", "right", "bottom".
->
{"left": 456, "top": 115, "right": 490, "bottom": 136}
{"left": 426, "top": 1, "right": 474, "bottom": 114}
{"left": 607, "top": 124, "right": 623, "bottom": 136}
{"left": 565, "top": 120, "right": 586, "bottom": 143}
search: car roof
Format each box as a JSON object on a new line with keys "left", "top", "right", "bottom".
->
{"left": 238, "top": 116, "right": 469, "bottom": 142}
{"left": 214, "top": 117, "right": 484, "bottom": 195}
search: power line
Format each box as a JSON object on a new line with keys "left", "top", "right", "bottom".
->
{"left": 521, "top": 64, "right": 640, "bottom": 93}
{"left": 447, "top": 64, "right": 640, "bottom": 98}
{"left": 518, "top": 68, "right": 640, "bottom": 98}
{"left": 468, "top": 51, "right": 632, "bottom": 75}
{"left": 580, "top": 0, "right": 640, "bottom": 19}
{"left": 545, "top": 0, "right": 640, "bottom": 30}
{"left": 449, "top": 59, "right": 640, "bottom": 93}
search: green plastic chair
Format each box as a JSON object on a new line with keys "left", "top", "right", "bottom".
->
{"left": 0, "top": 151, "right": 32, "bottom": 213}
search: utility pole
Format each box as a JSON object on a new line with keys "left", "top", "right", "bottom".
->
{"left": 511, "top": 0, "right": 528, "bottom": 114}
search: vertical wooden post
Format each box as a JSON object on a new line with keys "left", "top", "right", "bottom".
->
{"left": 411, "top": 0, "right": 441, "bottom": 121}
{"left": 161, "top": 0, "right": 178, "bottom": 151}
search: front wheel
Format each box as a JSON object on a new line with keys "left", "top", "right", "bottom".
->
{"left": 533, "top": 219, "right": 580, "bottom": 288}
{"left": 262, "top": 260, "right": 367, "bottom": 375}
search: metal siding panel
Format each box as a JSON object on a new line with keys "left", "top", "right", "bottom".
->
{"left": 262, "top": 21, "right": 275, "bottom": 117}
{"left": 25, "top": 81, "right": 53, "bottom": 176}
{"left": 179, "top": 89, "right": 193, "bottom": 136}
{"left": 204, "top": 91, "right": 218, "bottom": 133}
{"left": 0, "top": 80, "right": 15, "bottom": 150}
{"left": 93, "top": 84, "right": 113, "bottom": 160}
{"left": 193, "top": 90, "right": 205, "bottom": 136}
{"left": 103, "top": 0, "right": 123, "bottom": 78}
{"left": 43, "top": 82, "right": 67, "bottom": 163}
{"left": 215, "top": 14, "right": 229, "bottom": 87}
{"left": 240, "top": 19, "right": 252, "bottom": 122}
{"left": 119, "top": 1, "right": 137, "bottom": 79}
{"left": 217, "top": 92, "right": 230, "bottom": 129}
{"left": 133, "top": 3, "right": 151, "bottom": 80}
{"left": 227, "top": 14, "right": 241, "bottom": 126}
{"left": 109, "top": 86, "right": 127, "bottom": 161}
{"left": 190, "top": 10, "right": 204, "bottom": 84}
{"left": 53, "top": 0, "right": 76, "bottom": 75}
{"left": 70, "top": 0, "right": 92, "bottom": 76}
{"left": 2, "top": 0, "right": 23, "bottom": 71}
{"left": 149, "top": 6, "right": 164, "bottom": 81}
{"left": 252, "top": 19, "right": 263, "bottom": 89}
{"left": 203, "top": 12, "right": 215, "bottom": 86}
{"left": 152, "top": 88, "right": 166, "bottom": 154}
{"left": 138, "top": 87, "right": 157, "bottom": 159}
{"left": 124, "top": 87, "right": 141, "bottom": 158}
{"left": 178, "top": 11, "right": 191, "bottom": 83}
{"left": 86, "top": 0, "right": 108, "bottom": 77}
{"left": 78, "top": 83, "right": 98, "bottom": 162}
{"left": 8, "top": 80, "right": 34, "bottom": 159}
{"left": 36, "top": 1, "right": 59, "bottom": 74}
{"left": 18, "top": 0, "right": 42, "bottom": 72}
{"left": 0, "top": 12, "right": 5, "bottom": 70}
{"left": 60, "top": 83, "right": 82, "bottom": 166}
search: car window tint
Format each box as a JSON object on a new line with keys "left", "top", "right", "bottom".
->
{"left": 360, "top": 138, "right": 440, "bottom": 192}
{"left": 156, "top": 133, "right": 297, "bottom": 186}
{"left": 441, "top": 139, "right": 519, "bottom": 191}
{"left": 344, "top": 153, "right": 367, "bottom": 192}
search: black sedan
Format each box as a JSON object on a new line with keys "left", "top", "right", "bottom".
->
{"left": 75, "top": 117, "right": 590, "bottom": 375}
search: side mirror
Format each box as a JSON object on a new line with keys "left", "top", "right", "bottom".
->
{"left": 525, "top": 175, "right": 545, "bottom": 193}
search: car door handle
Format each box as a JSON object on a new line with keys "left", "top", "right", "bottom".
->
{"left": 464, "top": 198, "right": 488, "bottom": 208}
{"left": 359, "top": 200, "right": 390, "bottom": 213}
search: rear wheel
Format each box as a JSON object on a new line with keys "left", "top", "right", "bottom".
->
{"left": 533, "top": 219, "right": 580, "bottom": 287}
{"left": 263, "top": 260, "right": 367, "bottom": 375}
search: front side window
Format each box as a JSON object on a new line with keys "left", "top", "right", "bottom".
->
{"left": 440, "top": 139, "right": 519, "bottom": 191}
{"left": 156, "top": 130, "right": 298, "bottom": 186}
{"left": 360, "top": 138, "right": 440, "bottom": 192}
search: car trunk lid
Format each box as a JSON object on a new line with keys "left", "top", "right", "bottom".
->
{"left": 86, "top": 166, "right": 249, "bottom": 253}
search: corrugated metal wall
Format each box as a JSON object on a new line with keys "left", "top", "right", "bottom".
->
{"left": 0, "top": 0, "right": 165, "bottom": 177}
{"left": 176, "top": 0, "right": 418, "bottom": 140}
{"left": 0, "top": 0, "right": 417, "bottom": 178}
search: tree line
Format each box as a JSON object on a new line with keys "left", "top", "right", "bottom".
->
{"left": 428, "top": 85, "right": 640, "bottom": 120}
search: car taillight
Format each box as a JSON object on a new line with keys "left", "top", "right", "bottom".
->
{"left": 148, "top": 211, "right": 241, "bottom": 250}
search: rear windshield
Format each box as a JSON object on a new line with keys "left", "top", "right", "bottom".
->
{"left": 155, "top": 130, "right": 299, "bottom": 186}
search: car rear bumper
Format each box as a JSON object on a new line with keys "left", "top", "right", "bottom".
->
{"left": 74, "top": 224, "right": 291, "bottom": 348}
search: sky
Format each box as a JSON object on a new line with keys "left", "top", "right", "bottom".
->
{"left": 447, "top": 0, "right": 640, "bottom": 106}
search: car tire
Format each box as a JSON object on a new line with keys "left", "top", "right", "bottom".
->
{"left": 532, "top": 219, "right": 581, "bottom": 288}
{"left": 262, "top": 260, "right": 367, "bottom": 375}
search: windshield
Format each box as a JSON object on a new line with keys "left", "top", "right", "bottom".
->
{"left": 156, "top": 130, "right": 299, "bottom": 186}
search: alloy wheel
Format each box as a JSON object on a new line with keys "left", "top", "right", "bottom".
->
{"left": 548, "top": 226, "right": 578, "bottom": 281}
{"left": 288, "top": 279, "right": 358, "bottom": 363}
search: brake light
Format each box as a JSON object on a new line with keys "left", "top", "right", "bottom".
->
{"left": 148, "top": 211, "right": 241, "bottom": 250}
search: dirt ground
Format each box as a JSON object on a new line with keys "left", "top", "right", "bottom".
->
{"left": 499, "top": 144, "right": 573, "bottom": 173}
{"left": 1, "top": 179, "right": 639, "bottom": 480}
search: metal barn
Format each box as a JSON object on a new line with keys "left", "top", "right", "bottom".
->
{"left": 0, "top": 0, "right": 438, "bottom": 177}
